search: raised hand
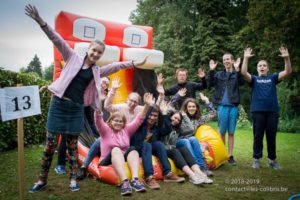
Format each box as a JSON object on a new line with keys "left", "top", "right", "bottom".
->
{"left": 199, "top": 92, "right": 210, "bottom": 104}
{"left": 143, "top": 93, "right": 155, "bottom": 105}
{"left": 157, "top": 73, "right": 164, "bottom": 85}
{"left": 243, "top": 48, "right": 254, "bottom": 59}
{"left": 111, "top": 78, "right": 121, "bottom": 90}
{"left": 233, "top": 57, "right": 241, "bottom": 71}
{"left": 279, "top": 47, "right": 289, "bottom": 58}
{"left": 209, "top": 59, "right": 217, "bottom": 70}
{"left": 156, "top": 85, "right": 165, "bottom": 94}
{"left": 133, "top": 55, "right": 149, "bottom": 67}
{"left": 159, "top": 99, "right": 169, "bottom": 114}
{"left": 25, "top": 4, "right": 46, "bottom": 26}
{"left": 197, "top": 68, "right": 205, "bottom": 78}
{"left": 177, "top": 88, "right": 187, "bottom": 97}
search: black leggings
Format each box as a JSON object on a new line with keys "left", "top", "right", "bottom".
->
{"left": 167, "top": 146, "right": 197, "bottom": 170}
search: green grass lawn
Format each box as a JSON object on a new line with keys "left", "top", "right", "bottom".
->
{"left": 0, "top": 124, "right": 300, "bottom": 200}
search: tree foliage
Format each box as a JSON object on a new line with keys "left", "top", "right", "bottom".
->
{"left": 130, "top": 0, "right": 300, "bottom": 132}
{"left": 43, "top": 63, "right": 54, "bottom": 81}
{"left": 22, "top": 54, "right": 43, "bottom": 77}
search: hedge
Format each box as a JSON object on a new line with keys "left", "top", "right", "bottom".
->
{"left": 0, "top": 69, "right": 51, "bottom": 151}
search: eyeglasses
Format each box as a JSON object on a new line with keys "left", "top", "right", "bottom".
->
{"left": 112, "top": 119, "right": 124, "bottom": 124}
{"left": 128, "top": 99, "right": 139, "bottom": 104}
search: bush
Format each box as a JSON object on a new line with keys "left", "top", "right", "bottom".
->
{"left": 0, "top": 69, "right": 51, "bottom": 151}
{"left": 237, "top": 105, "right": 251, "bottom": 129}
{"left": 278, "top": 116, "right": 300, "bottom": 133}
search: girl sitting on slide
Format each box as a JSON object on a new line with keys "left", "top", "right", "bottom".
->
{"left": 95, "top": 93, "right": 154, "bottom": 196}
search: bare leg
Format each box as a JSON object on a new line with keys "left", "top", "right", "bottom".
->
{"left": 228, "top": 134, "right": 234, "bottom": 156}
{"left": 126, "top": 150, "right": 140, "bottom": 179}
{"left": 111, "top": 147, "right": 127, "bottom": 181}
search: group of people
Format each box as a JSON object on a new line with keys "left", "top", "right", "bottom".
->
{"left": 26, "top": 3, "right": 292, "bottom": 197}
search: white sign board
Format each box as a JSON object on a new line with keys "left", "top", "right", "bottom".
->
{"left": 0, "top": 86, "right": 41, "bottom": 121}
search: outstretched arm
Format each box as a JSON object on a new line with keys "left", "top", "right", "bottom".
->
{"left": 278, "top": 47, "right": 292, "bottom": 81}
{"left": 100, "top": 56, "right": 149, "bottom": 77}
{"left": 25, "top": 4, "right": 46, "bottom": 26}
{"left": 140, "top": 93, "right": 155, "bottom": 118}
{"left": 25, "top": 4, "right": 73, "bottom": 61}
{"left": 241, "top": 47, "right": 254, "bottom": 83}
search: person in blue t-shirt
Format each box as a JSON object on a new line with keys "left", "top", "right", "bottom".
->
{"left": 241, "top": 47, "right": 292, "bottom": 170}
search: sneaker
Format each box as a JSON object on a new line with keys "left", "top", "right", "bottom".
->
{"left": 70, "top": 182, "right": 80, "bottom": 192}
{"left": 145, "top": 176, "right": 160, "bottom": 190}
{"left": 204, "top": 176, "right": 213, "bottom": 184}
{"left": 54, "top": 165, "right": 66, "bottom": 174}
{"left": 228, "top": 156, "right": 237, "bottom": 166}
{"left": 131, "top": 178, "right": 146, "bottom": 192}
{"left": 197, "top": 173, "right": 213, "bottom": 184}
{"left": 77, "top": 167, "right": 87, "bottom": 180}
{"left": 252, "top": 158, "right": 261, "bottom": 169}
{"left": 268, "top": 159, "right": 281, "bottom": 170}
{"left": 204, "top": 169, "right": 214, "bottom": 177}
{"left": 120, "top": 180, "right": 132, "bottom": 196}
{"left": 29, "top": 182, "right": 47, "bottom": 193}
{"left": 189, "top": 175, "right": 203, "bottom": 185}
{"left": 164, "top": 172, "right": 185, "bottom": 183}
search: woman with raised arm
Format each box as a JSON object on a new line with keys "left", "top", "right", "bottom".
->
{"left": 25, "top": 4, "right": 147, "bottom": 193}
{"left": 95, "top": 93, "right": 154, "bottom": 196}
{"left": 241, "top": 47, "right": 292, "bottom": 170}
{"left": 176, "top": 93, "right": 216, "bottom": 178}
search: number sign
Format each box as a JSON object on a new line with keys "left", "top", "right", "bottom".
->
{"left": 0, "top": 86, "right": 41, "bottom": 121}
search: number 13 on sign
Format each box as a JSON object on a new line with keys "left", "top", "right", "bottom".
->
{"left": 0, "top": 86, "right": 41, "bottom": 121}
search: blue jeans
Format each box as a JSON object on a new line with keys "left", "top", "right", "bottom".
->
{"left": 176, "top": 137, "right": 206, "bottom": 169}
{"left": 83, "top": 138, "right": 101, "bottom": 167}
{"left": 136, "top": 141, "right": 171, "bottom": 178}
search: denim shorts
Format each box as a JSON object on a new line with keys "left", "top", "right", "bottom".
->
{"left": 217, "top": 105, "right": 239, "bottom": 135}
{"left": 46, "top": 96, "right": 84, "bottom": 135}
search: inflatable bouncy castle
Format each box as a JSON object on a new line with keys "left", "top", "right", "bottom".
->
{"left": 53, "top": 11, "right": 228, "bottom": 185}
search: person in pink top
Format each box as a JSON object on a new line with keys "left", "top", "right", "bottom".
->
{"left": 25, "top": 4, "right": 148, "bottom": 193}
{"left": 95, "top": 93, "right": 154, "bottom": 196}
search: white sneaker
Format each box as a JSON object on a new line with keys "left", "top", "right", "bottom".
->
{"left": 252, "top": 158, "right": 261, "bottom": 169}
{"left": 204, "top": 176, "right": 213, "bottom": 184}
{"left": 196, "top": 173, "right": 212, "bottom": 184}
{"left": 268, "top": 159, "right": 282, "bottom": 170}
{"left": 189, "top": 175, "right": 203, "bottom": 185}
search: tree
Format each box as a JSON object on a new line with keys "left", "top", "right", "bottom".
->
{"left": 24, "top": 54, "right": 43, "bottom": 77}
{"left": 43, "top": 63, "right": 54, "bottom": 81}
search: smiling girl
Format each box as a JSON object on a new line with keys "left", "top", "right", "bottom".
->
{"left": 95, "top": 93, "right": 154, "bottom": 196}
{"left": 25, "top": 4, "right": 147, "bottom": 193}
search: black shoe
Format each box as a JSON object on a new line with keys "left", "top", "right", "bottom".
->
{"left": 228, "top": 156, "right": 237, "bottom": 166}
{"left": 77, "top": 167, "right": 87, "bottom": 180}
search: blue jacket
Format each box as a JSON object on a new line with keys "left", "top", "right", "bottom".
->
{"left": 130, "top": 108, "right": 172, "bottom": 150}
{"left": 208, "top": 70, "right": 244, "bottom": 106}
